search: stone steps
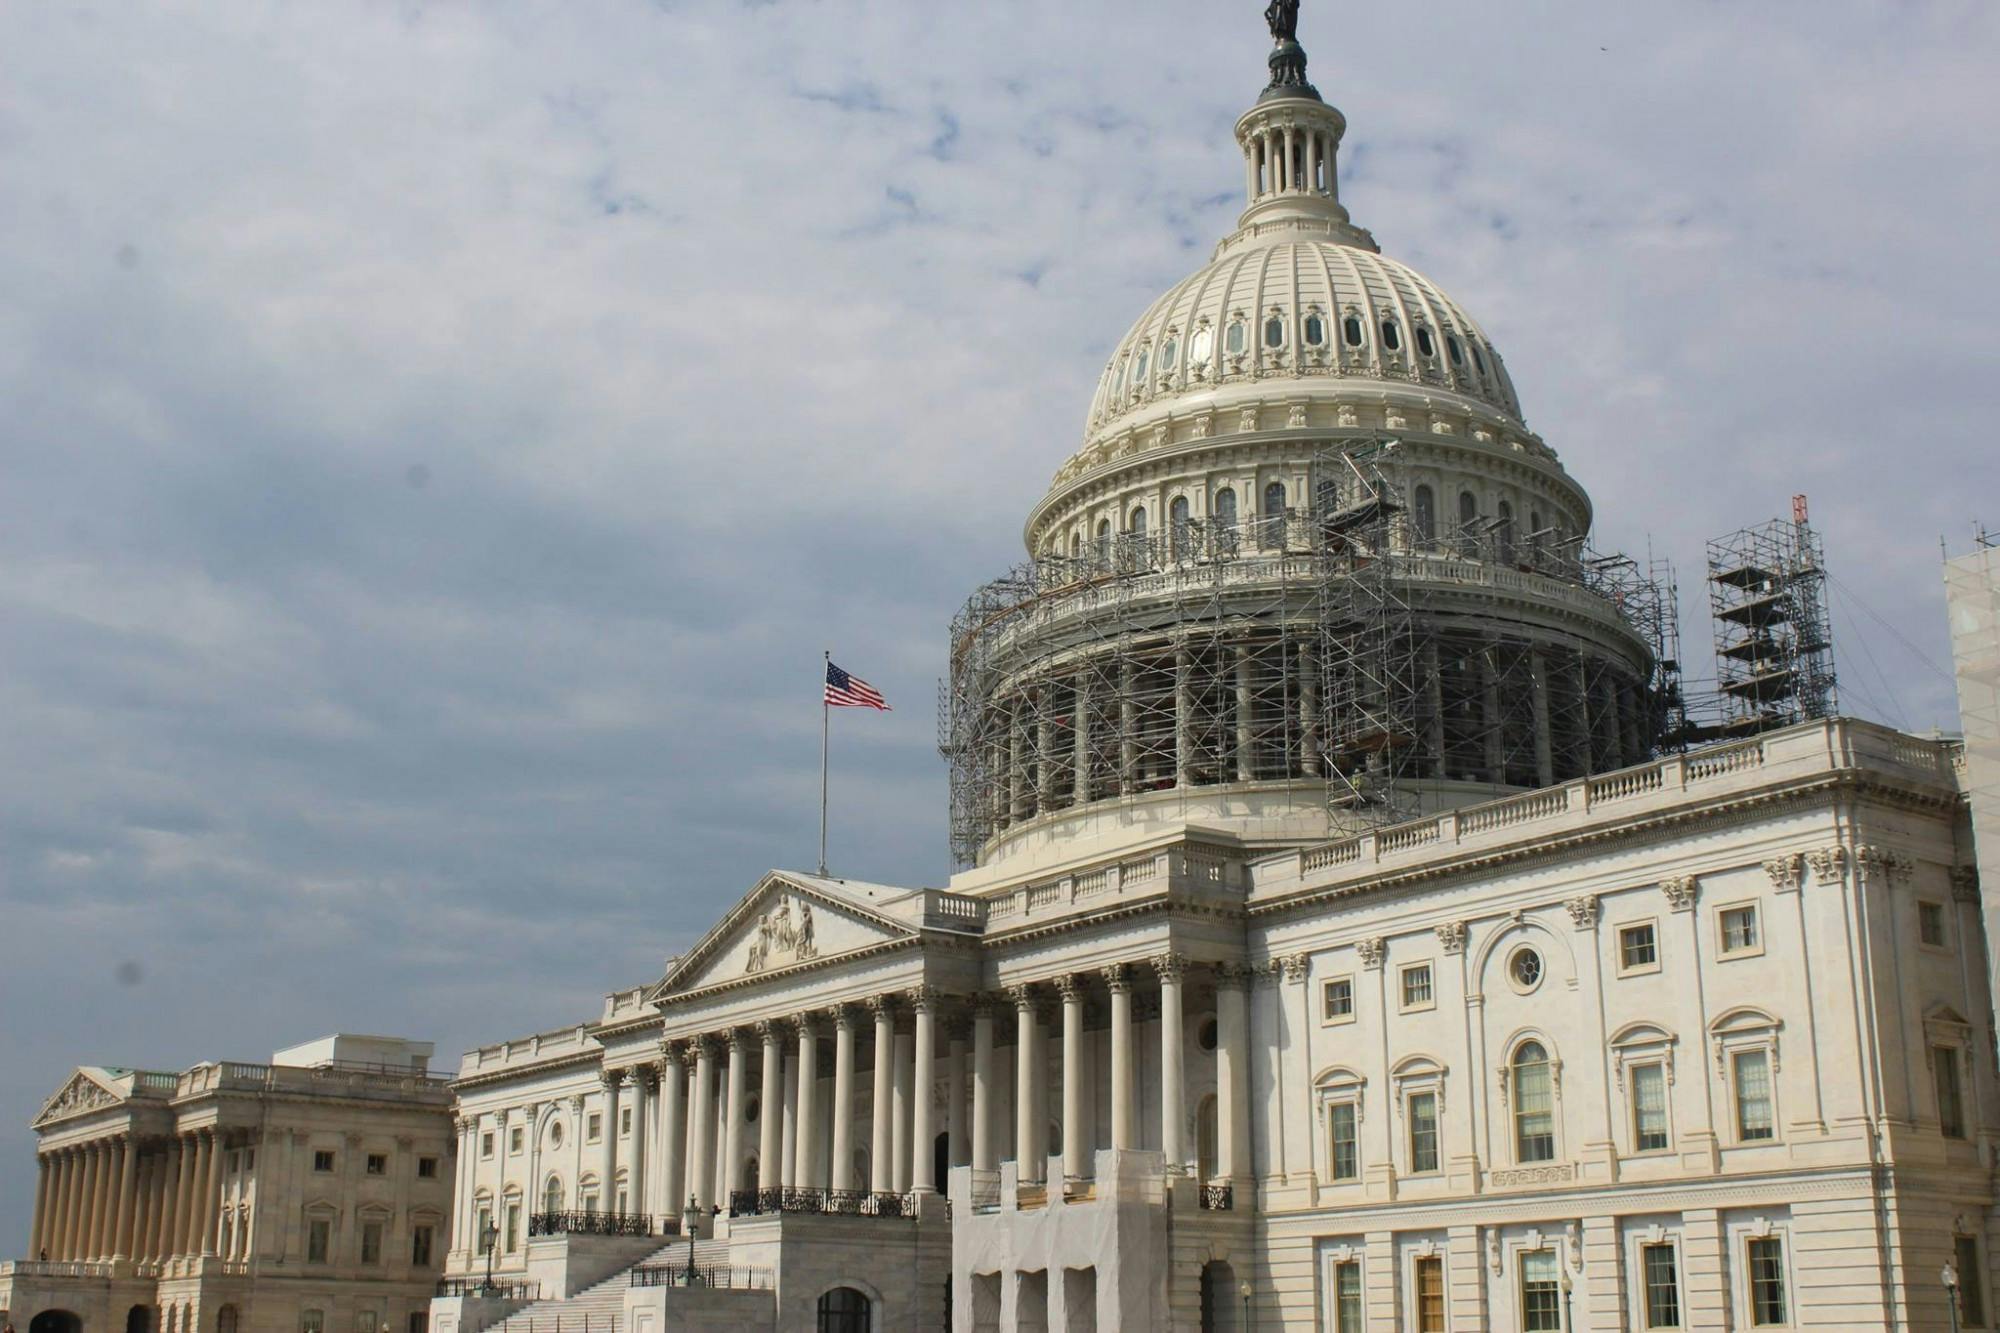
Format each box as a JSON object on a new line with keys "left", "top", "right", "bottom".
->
{"left": 491, "top": 1239, "right": 732, "bottom": 1333}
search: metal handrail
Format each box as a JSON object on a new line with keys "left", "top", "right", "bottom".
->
{"left": 1198, "top": 1183, "right": 1234, "bottom": 1212}
{"left": 434, "top": 1278, "right": 540, "bottom": 1300}
{"left": 527, "top": 1210, "right": 661, "bottom": 1238}
{"left": 630, "top": 1264, "right": 772, "bottom": 1290}
{"left": 726, "top": 1186, "right": 924, "bottom": 1218}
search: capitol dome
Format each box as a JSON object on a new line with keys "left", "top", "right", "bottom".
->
{"left": 941, "top": 15, "right": 1668, "bottom": 877}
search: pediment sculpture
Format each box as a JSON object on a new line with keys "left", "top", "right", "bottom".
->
{"left": 39, "top": 1073, "right": 120, "bottom": 1124}
{"left": 745, "top": 895, "right": 818, "bottom": 973}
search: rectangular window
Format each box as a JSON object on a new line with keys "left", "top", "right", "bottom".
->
{"left": 417, "top": 1156, "right": 439, "bottom": 1179}
{"left": 1633, "top": 1062, "right": 1670, "bottom": 1152}
{"left": 1936, "top": 1046, "right": 1967, "bottom": 1139}
{"left": 1330, "top": 1103, "right": 1359, "bottom": 1180}
{"left": 1414, "top": 1255, "right": 1445, "bottom": 1333}
{"left": 1747, "top": 1236, "right": 1788, "bottom": 1325}
{"left": 1957, "top": 1235, "right": 1986, "bottom": 1326}
{"left": 480, "top": 1132, "right": 494, "bottom": 1159}
{"left": 1919, "top": 901, "right": 1948, "bottom": 947}
{"left": 245, "top": 1148, "right": 255, "bottom": 1170}
{"left": 355, "top": 1313, "right": 377, "bottom": 1333}
{"left": 476, "top": 1207, "right": 492, "bottom": 1249}
{"left": 1408, "top": 1091, "right": 1440, "bottom": 1174}
{"left": 1642, "top": 1242, "right": 1682, "bottom": 1327}
{"left": 313, "top": 1150, "right": 336, "bottom": 1173}
{"left": 228, "top": 1150, "right": 240, "bottom": 1173}
{"left": 1733, "top": 1050, "right": 1774, "bottom": 1141}
{"left": 1620, "top": 922, "right": 1659, "bottom": 971}
{"left": 1514, "top": 1057, "right": 1555, "bottom": 1163}
{"left": 1334, "top": 1260, "right": 1362, "bottom": 1332}
{"left": 302, "top": 1313, "right": 324, "bottom": 1333}
{"left": 1720, "top": 904, "right": 1759, "bottom": 955}
{"left": 505, "top": 1202, "right": 521, "bottom": 1252}
{"left": 1323, "top": 976, "right": 1354, "bottom": 1022}
{"left": 366, "top": 1153, "right": 387, "bottom": 1176}
{"left": 620, "top": 1107, "right": 633, "bottom": 1136}
{"left": 508, "top": 1126, "right": 523, "bottom": 1154}
{"left": 412, "top": 1224, "right": 434, "bottom": 1267}
{"left": 360, "top": 1220, "right": 383, "bottom": 1264}
{"left": 408, "top": 1316, "right": 427, "bottom": 1333}
{"left": 586, "top": 1113, "right": 602, "bottom": 1143}
{"left": 1401, "top": 963, "right": 1434, "bottom": 1009}
{"left": 1520, "top": 1249, "right": 1561, "bottom": 1331}
{"left": 307, "top": 1218, "right": 330, "bottom": 1263}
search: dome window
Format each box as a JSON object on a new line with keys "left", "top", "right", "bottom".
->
{"left": 1380, "top": 319, "right": 1402, "bottom": 352}
{"left": 1264, "top": 315, "right": 1286, "bottom": 349}
{"left": 1471, "top": 343, "right": 1487, "bottom": 375}
{"left": 1445, "top": 334, "right": 1465, "bottom": 366}
{"left": 1189, "top": 326, "right": 1214, "bottom": 366}
{"left": 1415, "top": 326, "right": 1437, "bottom": 359}
{"left": 1304, "top": 313, "right": 1327, "bottom": 347}
{"left": 1413, "top": 485, "right": 1437, "bottom": 547}
{"left": 1159, "top": 335, "right": 1179, "bottom": 370}
{"left": 1226, "top": 319, "right": 1248, "bottom": 356}
{"left": 1096, "top": 519, "right": 1113, "bottom": 561}
{"left": 1170, "top": 496, "right": 1192, "bottom": 557}
{"left": 1130, "top": 347, "right": 1150, "bottom": 386}
{"left": 1214, "top": 487, "right": 1238, "bottom": 528}
{"left": 1130, "top": 506, "right": 1147, "bottom": 538}
{"left": 1343, "top": 315, "right": 1365, "bottom": 347}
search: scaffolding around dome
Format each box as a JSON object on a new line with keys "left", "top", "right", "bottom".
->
{"left": 938, "top": 442, "right": 1685, "bottom": 868}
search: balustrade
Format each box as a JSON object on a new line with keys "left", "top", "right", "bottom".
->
{"left": 725, "top": 1186, "right": 923, "bottom": 1219}
{"left": 526, "top": 1210, "right": 658, "bottom": 1239}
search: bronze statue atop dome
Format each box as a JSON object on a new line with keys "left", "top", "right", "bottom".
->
{"left": 1266, "top": 0, "right": 1301, "bottom": 43}
{"left": 1259, "top": 0, "right": 1319, "bottom": 101}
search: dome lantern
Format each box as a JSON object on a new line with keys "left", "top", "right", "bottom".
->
{"left": 1231, "top": 2, "right": 1374, "bottom": 249}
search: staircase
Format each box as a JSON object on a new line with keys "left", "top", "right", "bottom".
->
{"left": 488, "top": 1238, "right": 734, "bottom": 1333}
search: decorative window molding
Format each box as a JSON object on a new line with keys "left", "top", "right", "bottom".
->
{"left": 1617, "top": 919, "right": 1662, "bottom": 976}
{"left": 1716, "top": 900, "right": 1765, "bottom": 960}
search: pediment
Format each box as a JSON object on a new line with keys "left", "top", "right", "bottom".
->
{"left": 649, "top": 873, "right": 918, "bottom": 999}
{"left": 34, "top": 1069, "right": 128, "bottom": 1128}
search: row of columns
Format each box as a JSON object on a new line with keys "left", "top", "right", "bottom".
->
{"left": 30, "top": 1128, "right": 228, "bottom": 1264}
{"left": 1247, "top": 123, "right": 1337, "bottom": 200}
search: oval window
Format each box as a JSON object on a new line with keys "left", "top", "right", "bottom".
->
{"left": 1160, "top": 336, "right": 1178, "bottom": 369}
{"left": 548, "top": 1122, "right": 564, "bottom": 1148}
{"left": 1416, "top": 326, "right": 1436, "bottom": 358}
{"left": 1198, "top": 1017, "right": 1219, "bottom": 1052}
{"left": 1226, "top": 320, "right": 1247, "bottom": 355}
{"left": 1189, "top": 326, "right": 1215, "bottom": 365}
{"left": 1380, "top": 319, "right": 1402, "bottom": 352}
{"left": 1304, "top": 313, "right": 1326, "bottom": 346}
{"left": 1446, "top": 334, "right": 1464, "bottom": 366}
{"left": 1343, "top": 315, "right": 1365, "bottom": 347}
{"left": 1264, "top": 316, "right": 1286, "bottom": 349}
{"left": 1510, "top": 948, "right": 1543, "bottom": 991}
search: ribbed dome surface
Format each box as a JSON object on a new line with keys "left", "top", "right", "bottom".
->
{"left": 1084, "top": 239, "right": 1524, "bottom": 442}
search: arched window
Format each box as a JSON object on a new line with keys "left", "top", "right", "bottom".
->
{"left": 1170, "top": 496, "right": 1192, "bottom": 557}
{"left": 1264, "top": 314, "right": 1286, "bottom": 348}
{"left": 1226, "top": 319, "right": 1247, "bottom": 356}
{"left": 1159, "top": 335, "right": 1178, "bottom": 370}
{"left": 543, "top": 1175, "right": 562, "bottom": 1216}
{"left": 816, "top": 1287, "right": 871, "bottom": 1333}
{"left": 1496, "top": 500, "right": 1515, "bottom": 563}
{"left": 1380, "top": 319, "right": 1402, "bottom": 352}
{"left": 1130, "top": 506, "right": 1147, "bottom": 539}
{"left": 1262, "top": 481, "right": 1287, "bottom": 549}
{"left": 1458, "top": 490, "right": 1480, "bottom": 556}
{"left": 1529, "top": 510, "right": 1544, "bottom": 564}
{"left": 1130, "top": 346, "right": 1149, "bottom": 387}
{"left": 1513, "top": 1041, "right": 1556, "bottom": 1162}
{"left": 1096, "top": 519, "right": 1112, "bottom": 562}
{"left": 1214, "top": 487, "right": 1237, "bottom": 528}
{"left": 1413, "top": 485, "right": 1437, "bottom": 547}
{"left": 216, "top": 1308, "right": 239, "bottom": 1333}
{"left": 1343, "top": 314, "right": 1365, "bottom": 347}
{"left": 1069, "top": 531, "right": 1081, "bottom": 559}
{"left": 1189, "top": 326, "right": 1214, "bottom": 367}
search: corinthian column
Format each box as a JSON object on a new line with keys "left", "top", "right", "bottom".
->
{"left": 830, "top": 1007, "right": 857, "bottom": 1193}
{"left": 756, "top": 1023, "right": 784, "bottom": 1195}
{"left": 198, "top": 1128, "right": 223, "bottom": 1256}
{"left": 1011, "top": 986, "right": 1040, "bottom": 1184}
{"left": 972, "top": 999, "right": 997, "bottom": 1174}
{"left": 794, "top": 1015, "right": 820, "bottom": 1189}
{"left": 1058, "top": 976, "right": 1088, "bottom": 1183}
{"left": 77, "top": 1142, "right": 103, "bottom": 1260}
{"left": 114, "top": 1134, "right": 140, "bottom": 1259}
{"left": 598, "top": 1069, "right": 623, "bottom": 1216}
{"left": 1216, "top": 965, "right": 1252, "bottom": 1182}
{"left": 1107, "top": 965, "right": 1135, "bottom": 1151}
{"left": 870, "top": 999, "right": 895, "bottom": 1194}
{"left": 689, "top": 1041, "right": 715, "bottom": 1213}
{"left": 1155, "top": 955, "right": 1188, "bottom": 1173}
{"left": 910, "top": 988, "right": 939, "bottom": 1195}
{"left": 722, "top": 1034, "right": 747, "bottom": 1205}
{"left": 30, "top": 1152, "right": 52, "bottom": 1259}
{"left": 52, "top": 1149, "right": 78, "bottom": 1260}
{"left": 627, "top": 1069, "right": 651, "bottom": 1219}
{"left": 658, "top": 1045, "right": 686, "bottom": 1216}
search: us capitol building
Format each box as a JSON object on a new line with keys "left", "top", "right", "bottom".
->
{"left": 10, "top": 7, "right": 1998, "bottom": 1333}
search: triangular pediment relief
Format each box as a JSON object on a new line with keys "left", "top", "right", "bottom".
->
{"left": 650, "top": 873, "right": 918, "bottom": 999}
{"left": 33, "top": 1069, "right": 128, "bottom": 1128}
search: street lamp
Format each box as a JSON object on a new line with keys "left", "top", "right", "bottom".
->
{"left": 1560, "top": 1265, "right": 1574, "bottom": 1331}
{"left": 1945, "top": 1259, "right": 1963, "bottom": 1333}
{"left": 1238, "top": 1279, "right": 1252, "bottom": 1331}
{"left": 477, "top": 1221, "right": 499, "bottom": 1296}
{"left": 681, "top": 1195, "right": 703, "bottom": 1287}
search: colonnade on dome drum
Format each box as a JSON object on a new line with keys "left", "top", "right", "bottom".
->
{"left": 938, "top": 442, "right": 1678, "bottom": 866}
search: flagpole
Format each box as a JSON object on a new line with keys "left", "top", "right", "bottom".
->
{"left": 818, "top": 649, "right": 830, "bottom": 877}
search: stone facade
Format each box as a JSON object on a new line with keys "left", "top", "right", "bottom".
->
{"left": 1, "top": 1038, "right": 454, "bottom": 1333}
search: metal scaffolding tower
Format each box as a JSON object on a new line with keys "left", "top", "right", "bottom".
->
{"left": 1705, "top": 495, "right": 1838, "bottom": 736}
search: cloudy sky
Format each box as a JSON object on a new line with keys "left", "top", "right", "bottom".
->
{"left": 1, "top": 0, "right": 1995, "bottom": 1250}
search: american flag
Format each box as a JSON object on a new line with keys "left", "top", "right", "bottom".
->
{"left": 825, "top": 661, "right": 890, "bottom": 710}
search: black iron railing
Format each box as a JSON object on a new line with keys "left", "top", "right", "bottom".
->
{"left": 725, "top": 1186, "right": 925, "bottom": 1218}
{"left": 435, "top": 1278, "right": 540, "bottom": 1300}
{"left": 629, "top": 1264, "right": 773, "bottom": 1290}
{"left": 528, "top": 1211, "right": 659, "bottom": 1238}
{"left": 1198, "top": 1183, "right": 1234, "bottom": 1212}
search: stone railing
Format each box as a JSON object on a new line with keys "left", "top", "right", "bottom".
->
{"left": 982, "top": 841, "right": 1244, "bottom": 930}
{"left": 919, "top": 891, "right": 986, "bottom": 932}
{"left": 1274, "top": 719, "right": 1960, "bottom": 900}
{"left": 464, "top": 1024, "right": 597, "bottom": 1075}
{"left": 725, "top": 1187, "right": 922, "bottom": 1220}
{"left": 528, "top": 1210, "right": 662, "bottom": 1239}
{"left": 0, "top": 1259, "right": 114, "bottom": 1279}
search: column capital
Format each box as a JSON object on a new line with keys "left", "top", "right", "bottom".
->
{"left": 1150, "top": 952, "right": 1190, "bottom": 983}
{"left": 1214, "top": 961, "right": 1255, "bottom": 990}
{"left": 660, "top": 1038, "right": 689, "bottom": 1066}
{"left": 690, "top": 1034, "right": 719, "bottom": 1059}
{"left": 754, "top": 1018, "right": 790, "bottom": 1043}
{"left": 908, "top": 984, "right": 944, "bottom": 1012}
{"left": 1005, "top": 981, "right": 1039, "bottom": 1011}
{"left": 1280, "top": 953, "right": 1312, "bottom": 984}
{"left": 831, "top": 1002, "right": 863, "bottom": 1031}
{"left": 968, "top": 992, "right": 1001, "bottom": 1018}
{"left": 1104, "top": 963, "right": 1133, "bottom": 992}
{"left": 868, "top": 993, "right": 900, "bottom": 1020}
{"left": 1055, "top": 973, "right": 1088, "bottom": 1002}
{"left": 599, "top": 1066, "right": 626, "bottom": 1090}
{"left": 636, "top": 1065, "right": 660, "bottom": 1093}
{"left": 726, "top": 1027, "right": 752, "bottom": 1053}
{"left": 794, "top": 1011, "right": 821, "bottom": 1037}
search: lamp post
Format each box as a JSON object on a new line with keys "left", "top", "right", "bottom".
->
{"left": 478, "top": 1221, "right": 498, "bottom": 1296}
{"left": 1945, "top": 1259, "right": 1963, "bottom": 1333}
{"left": 1560, "top": 1265, "right": 1574, "bottom": 1331}
{"left": 681, "top": 1195, "right": 702, "bottom": 1287}
{"left": 1238, "top": 1279, "right": 1252, "bottom": 1331}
